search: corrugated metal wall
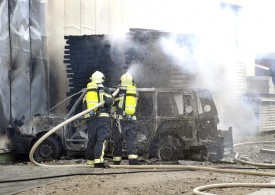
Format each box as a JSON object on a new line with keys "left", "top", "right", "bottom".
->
{"left": 0, "top": 0, "right": 48, "bottom": 133}
{"left": 0, "top": 0, "right": 11, "bottom": 133}
{"left": 170, "top": 62, "right": 247, "bottom": 94}
{"left": 224, "top": 63, "right": 247, "bottom": 95}
{"left": 9, "top": 0, "right": 32, "bottom": 121}
{"left": 170, "top": 67, "right": 193, "bottom": 88}
{"left": 9, "top": 0, "right": 48, "bottom": 122}
{"left": 259, "top": 101, "right": 275, "bottom": 132}
{"left": 63, "top": 0, "right": 133, "bottom": 35}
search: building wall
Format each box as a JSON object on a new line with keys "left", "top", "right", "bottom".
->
{"left": 0, "top": 0, "right": 252, "bottom": 134}
{"left": 0, "top": 0, "right": 11, "bottom": 133}
{"left": 48, "top": 0, "right": 243, "bottom": 105}
{"left": 0, "top": 0, "right": 48, "bottom": 133}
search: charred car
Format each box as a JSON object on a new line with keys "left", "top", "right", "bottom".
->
{"left": 10, "top": 88, "right": 233, "bottom": 162}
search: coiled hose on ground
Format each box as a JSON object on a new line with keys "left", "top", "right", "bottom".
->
{"left": 29, "top": 89, "right": 275, "bottom": 194}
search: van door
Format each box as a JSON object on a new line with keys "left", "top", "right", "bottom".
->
{"left": 196, "top": 89, "right": 219, "bottom": 139}
{"left": 135, "top": 91, "right": 154, "bottom": 154}
{"left": 156, "top": 91, "right": 196, "bottom": 139}
{"left": 63, "top": 90, "right": 88, "bottom": 154}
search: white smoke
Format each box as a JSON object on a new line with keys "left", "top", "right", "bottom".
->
{"left": 108, "top": 28, "right": 146, "bottom": 83}
{"left": 159, "top": 35, "right": 197, "bottom": 75}
{"left": 47, "top": 0, "right": 69, "bottom": 114}
{"left": 107, "top": 0, "right": 274, "bottom": 136}
{"left": 238, "top": 0, "right": 275, "bottom": 56}
{"left": 157, "top": 3, "right": 262, "bottom": 136}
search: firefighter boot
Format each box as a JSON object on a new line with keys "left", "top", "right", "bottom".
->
{"left": 129, "top": 159, "right": 141, "bottom": 165}
{"left": 94, "top": 161, "right": 110, "bottom": 168}
{"left": 86, "top": 160, "right": 95, "bottom": 165}
{"left": 113, "top": 157, "right": 122, "bottom": 165}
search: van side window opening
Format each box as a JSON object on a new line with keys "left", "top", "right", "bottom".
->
{"left": 173, "top": 93, "right": 183, "bottom": 115}
{"left": 157, "top": 92, "right": 193, "bottom": 116}
{"left": 197, "top": 90, "right": 218, "bottom": 115}
{"left": 173, "top": 94, "right": 194, "bottom": 116}
{"left": 183, "top": 95, "right": 193, "bottom": 115}
{"left": 157, "top": 92, "right": 175, "bottom": 116}
{"left": 197, "top": 97, "right": 204, "bottom": 114}
{"left": 136, "top": 92, "right": 153, "bottom": 117}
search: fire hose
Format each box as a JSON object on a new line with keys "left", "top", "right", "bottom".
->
{"left": 29, "top": 89, "right": 275, "bottom": 194}
{"left": 234, "top": 141, "right": 275, "bottom": 167}
{"left": 29, "top": 88, "right": 120, "bottom": 166}
{"left": 192, "top": 141, "right": 275, "bottom": 195}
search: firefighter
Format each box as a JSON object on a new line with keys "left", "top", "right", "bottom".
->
{"left": 83, "top": 71, "right": 113, "bottom": 168}
{"left": 112, "top": 73, "right": 141, "bottom": 165}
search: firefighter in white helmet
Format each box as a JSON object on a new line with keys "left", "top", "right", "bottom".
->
{"left": 112, "top": 73, "right": 141, "bottom": 165}
{"left": 83, "top": 71, "right": 113, "bottom": 168}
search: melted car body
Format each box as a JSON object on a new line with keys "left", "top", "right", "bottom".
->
{"left": 10, "top": 88, "right": 232, "bottom": 162}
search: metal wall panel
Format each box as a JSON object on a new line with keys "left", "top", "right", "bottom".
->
{"left": 9, "top": 0, "right": 48, "bottom": 123}
{"left": 224, "top": 63, "right": 247, "bottom": 95}
{"left": 0, "top": 0, "right": 11, "bottom": 133}
{"left": 109, "top": 0, "right": 122, "bottom": 33}
{"left": 47, "top": 0, "right": 67, "bottom": 113}
{"left": 259, "top": 102, "right": 275, "bottom": 132}
{"left": 121, "top": 0, "right": 134, "bottom": 27}
{"left": 29, "top": 0, "right": 48, "bottom": 116}
{"left": 10, "top": 0, "right": 32, "bottom": 122}
{"left": 80, "top": 0, "right": 96, "bottom": 35}
{"left": 95, "top": 0, "right": 110, "bottom": 34}
{"left": 64, "top": 0, "right": 81, "bottom": 35}
{"left": 236, "top": 64, "right": 247, "bottom": 94}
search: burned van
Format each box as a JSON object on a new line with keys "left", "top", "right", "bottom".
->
{"left": 134, "top": 88, "right": 232, "bottom": 161}
{"left": 10, "top": 88, "right": 232, "bottom": 162}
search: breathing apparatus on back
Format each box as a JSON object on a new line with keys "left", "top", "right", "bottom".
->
{"left": 84, "top": 71, "right": 105, "bottom": 117}
{"left": 119, "top": 73, "right": 137, "bottom": 120}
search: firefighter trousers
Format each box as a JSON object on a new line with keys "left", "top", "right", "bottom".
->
{"left": 113, "top": 119, "right": 138, "bottom": 160}
{"left": 86, "top": 117, "right": 110, "bottom": 163}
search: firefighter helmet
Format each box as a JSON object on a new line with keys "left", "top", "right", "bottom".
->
{"left": 90, "top": 71, "right": 105, "bottom": 83}
{"left": 120, "top": 73, "right": 134, "bottom": 86}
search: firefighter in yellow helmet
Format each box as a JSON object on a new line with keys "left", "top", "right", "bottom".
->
{"left": 83, "top": 71, "right": 113, "bottom": 168}
{"left": 112, "top": 73, "right": 141, "bottom": 165}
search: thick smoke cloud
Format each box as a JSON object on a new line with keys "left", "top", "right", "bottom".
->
{"left": 108, "top": 30, "right": 171, "bottom": 88}
{"left": 106, "top": 2, "right": 265, "bottom": 136}
{"left": 155, "top": 3, "right": 261, "bottom": 136}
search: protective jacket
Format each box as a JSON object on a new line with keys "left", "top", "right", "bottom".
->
{"left": 112, "top": 85, "right": 139, "bottom": 164}
{"left": 84, "top": 82, "right": 113, "bottom": 166}
{"left": 114, "top": 86, "right": 138, "bottom": 120}
{"left": 83, "top": 82, "right": 113, "bottom": 117}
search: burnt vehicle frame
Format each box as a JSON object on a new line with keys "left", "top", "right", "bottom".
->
{"left": 133, "top": 88, "right": 232, "bottom": 161}
{"left": 10, "top": 88, "right": 233, "bottom": 162}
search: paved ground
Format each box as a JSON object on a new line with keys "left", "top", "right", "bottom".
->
{"left": 2, "top": 133, "right": 275, "bottom": 194}
{"left": 0, "top": 165, "right": 92, "bottom": 195}
{"left": 1, "top": 161, "right": 275, "bottom": 195}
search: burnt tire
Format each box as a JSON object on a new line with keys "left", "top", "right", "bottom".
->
{"left": 34, "top": 136, "right": 61, "bottom": 162}
{"left": 149, "top": 133, "right": 184, "bottom": 161}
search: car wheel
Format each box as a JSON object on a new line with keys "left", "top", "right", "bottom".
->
{"left": 150, "top": 132, "right": 184, "bottom": 161}
{"left": 34, "top": 136, "right": 61, "bottom": 162}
